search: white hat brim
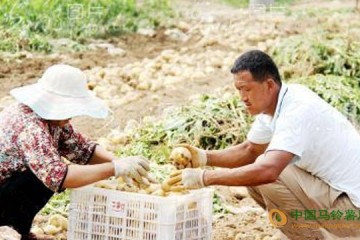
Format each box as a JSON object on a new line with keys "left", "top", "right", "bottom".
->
{"left": 10, "top": 83, "right": 109, "bottom": 120}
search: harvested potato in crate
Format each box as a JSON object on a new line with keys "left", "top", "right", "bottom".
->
{"left": 68, "top": 185, "right": 214, "bottom": 240}
{"left": 95, "top": 171, "right": 188, "bottom": 197}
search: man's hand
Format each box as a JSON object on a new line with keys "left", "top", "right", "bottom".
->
{"left": 112, "top": 156, "right": 151, "bottom": 184}
{"left": 168, "top": 169, "right": 206, "bottom": 189}
{"left": 173, "top": 144, "right": 207, "bottom": 168}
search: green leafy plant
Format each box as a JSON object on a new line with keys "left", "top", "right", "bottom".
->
{"left": 116, "top": 93, "right": 252, "bottom": 165}
{"left": 0, "top": 0, "right": 173, "bottom": 52}
{"left": 221, "top": 0, "right": 295, "bottom": 8}
{"left": 41, "top": 190, "right": 70, "bottom": 216}
{"left": 270, "top": 32, "right": 360, "bottom": 85}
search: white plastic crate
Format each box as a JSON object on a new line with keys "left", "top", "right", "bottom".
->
{"left": 68, "top": 186, "right": 214, "bottom": 240}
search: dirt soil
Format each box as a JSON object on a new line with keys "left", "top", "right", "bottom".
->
{"left": 0, "top": 0, "right": 357, "bottom": 239}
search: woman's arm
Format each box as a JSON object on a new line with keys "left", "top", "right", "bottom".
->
{"left": 87, "top": 145, "right": 115, "bottom": 165}
{"left": 62, "top": 162, "right": 114, "bottom": 189}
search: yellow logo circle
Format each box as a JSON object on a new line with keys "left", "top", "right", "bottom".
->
{"left": 268, "top": 209, "right": 288, "bottom": 227}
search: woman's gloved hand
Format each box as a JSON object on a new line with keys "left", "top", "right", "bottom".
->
{"left": 112, "top": 156, "right": 151, "bottom": 184}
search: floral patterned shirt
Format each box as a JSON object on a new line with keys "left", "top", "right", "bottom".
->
{"left": 0, "top": 103, "right": 96, "bottom": 192}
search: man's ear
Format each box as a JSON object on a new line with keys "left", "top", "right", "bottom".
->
{"left": 265, "top": 78, "right": 276, "bottom": 91}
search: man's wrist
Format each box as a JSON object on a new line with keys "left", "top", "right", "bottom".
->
{"left": 198, "top": 149, "right": 208, "bottom": 166}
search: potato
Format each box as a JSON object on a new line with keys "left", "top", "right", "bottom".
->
{"left": 167, "top": 191, "right": 186, "bottom": 196}
{"left": 0, "top": 226, "right": 21, "bottom": 240}
{"left": 117, "top": 183, "right": 139, "bottom": 192}
{"left": 48, "top": 214, "right": 68, "bottom": 230}
{"left": 144, "top": 184, "right": 161, "bottom": 194}
{"left": 43, "top": 225, "right": 61, "bottom": 235}
{"left": 94, "top": 180, "right": 117, "bottom": 190}
{"left": 30, "top": 226, "right": 44, "bottom": 235}
{"left": 188, "top": 201, "right": 198, "bottom": 210}
{"left": 117, "top": 177, "right": 125, "bottom": 184}
{"left": 168, "top": 185, "right": 186, "bottom": 192}
{"left": 151, "top": 189, "right": 166, "bottom": 197}
{"left": 93, "top": 170, "right": 189, "bottom": 197}
{"left": 170, "top": 147, "right": 192, "bottom": 168}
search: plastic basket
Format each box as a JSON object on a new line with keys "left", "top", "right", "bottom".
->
{"left": 68, "top": 186, "right": 214, "bottom": 240}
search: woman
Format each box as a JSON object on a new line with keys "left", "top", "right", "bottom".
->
{"left": 0, "top": 64, "right": 151, "bottom": 239}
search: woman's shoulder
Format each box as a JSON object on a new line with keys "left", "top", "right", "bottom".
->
{"left": 1, "top": 102, "right": 46, "bottom": 128}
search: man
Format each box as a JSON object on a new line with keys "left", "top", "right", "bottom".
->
{"left": 170, "top": 50, "right": 360, "bottom": 239}
{"left": 0, "top": 64, "right": 152, "bottom": 239}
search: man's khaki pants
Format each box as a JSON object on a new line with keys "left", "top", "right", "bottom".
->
{"left": 248, "top": 164, "right": 360, "bottom": 240}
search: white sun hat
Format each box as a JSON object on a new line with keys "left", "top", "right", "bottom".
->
{"left": 10, "top": 64, "right": 109, "bottom": 120}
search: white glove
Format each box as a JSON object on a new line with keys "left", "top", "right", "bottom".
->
{"left": 112, "top": 156, "right": 150, "bottom": 184}
{"left": 175, "top": 144, "right": 207, "bottom": 168}
{"left": 182, "top": 168, "right": 205, "bottom": 189}
{"left": 168, "top": 168, "right": 206, "bottom": 189}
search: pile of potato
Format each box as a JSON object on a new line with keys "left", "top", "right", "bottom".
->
{"left": 85, "top": 49, "right": 237, "bottom": 109}
{"left": 94, "top": 173, "right": 187, "bottom": 197}
{"left": 0, "top": 226, "right": 21, "bottom": 240}
{"left": 30, "top": 214, "right": 68, "bottom": 239}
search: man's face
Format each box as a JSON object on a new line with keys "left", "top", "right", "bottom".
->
{"left": 234, "top": 71, "right": 273, "bottom": 115}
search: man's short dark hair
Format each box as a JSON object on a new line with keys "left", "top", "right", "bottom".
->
{"left": 230, "top": 50, "right": 282, "bottom": 86}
